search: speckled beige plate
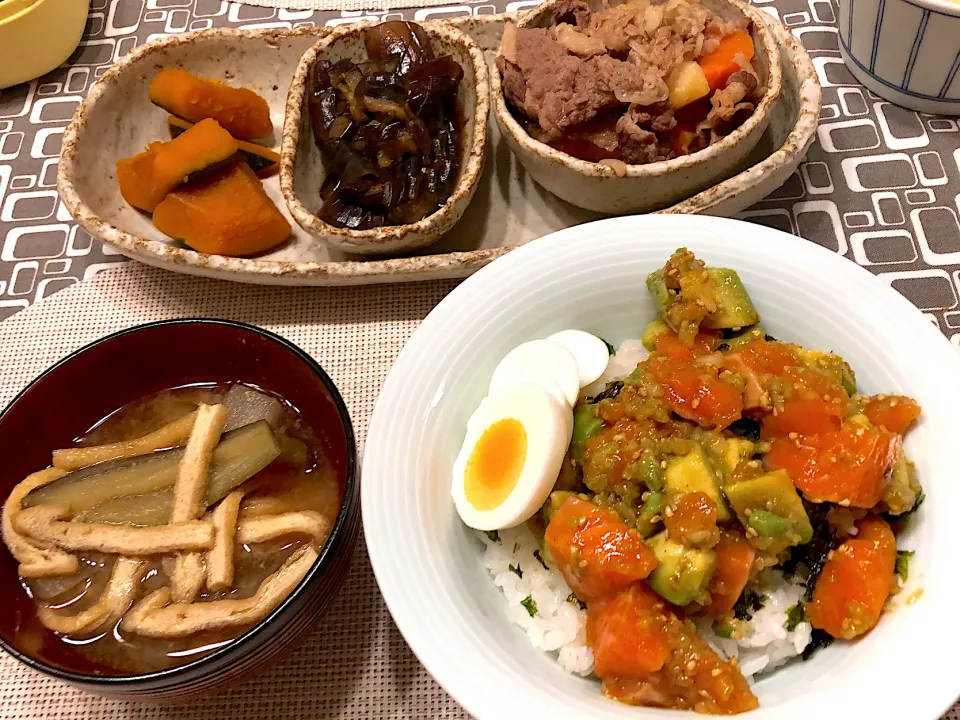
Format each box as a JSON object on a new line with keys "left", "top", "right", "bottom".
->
{"left": 57, "top": 15, "right": 820, "bottom": 287}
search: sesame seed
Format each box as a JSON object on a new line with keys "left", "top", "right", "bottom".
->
{"left": 661, "top": 461, "right": 668, "bottom": 469}
{"left": 890, "top": 399, "right": 899, "bottom": 406}
{"left": 788, "top": 432, "right": 798, "bottom": 440}
{"left": 856, "top": 428, "right": 865, "bottom": 437}
{"left": 711, "top": 668, "right": 722, "bottom": 677}
{"left": 691, "top": 397, "right": 701, "bottom": 409}
{"left": 840, "top": 499, "right": 851, "bottom": 507}
{"left": 664, "top": 506, "right": 675, "bottom": 518}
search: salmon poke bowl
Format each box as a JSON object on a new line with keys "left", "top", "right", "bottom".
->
{"left": 362, "top": 215, "right": 960, "bottom": 719}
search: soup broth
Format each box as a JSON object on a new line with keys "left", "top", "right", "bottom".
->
{"left": 8, "top": 383, "right": 341, "bottom": 675}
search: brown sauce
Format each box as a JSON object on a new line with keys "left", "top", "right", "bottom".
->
{"left": 16, "top": 383, "right": 340, "bottom": 675}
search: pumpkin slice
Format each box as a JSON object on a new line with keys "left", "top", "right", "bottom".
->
{"left": 149, "top": 68, "right": 273, "bottom": 141}
{"left": 116, "top": 118, "right": 238, "bottom": 212}
{"left": 153, "top": 161, "right": 291, "bottom": 256}
{"left": 167, "top": 116, "right": 280, "bottom": 178}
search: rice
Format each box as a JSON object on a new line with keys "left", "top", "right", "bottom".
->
{"left": 480, "top": 339, "right": 812, "bottom": 683}
{"left": 698, "top": 569, "right": 812, "bottom": 679}
{"left": 479, "top": 525, "right": 594, "bottom": 676}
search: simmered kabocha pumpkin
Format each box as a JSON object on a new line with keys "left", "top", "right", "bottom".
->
{"left": 115, "top": 118, "right": 238, "bottom": 212}
{"left": 152, "top": 161, "right": 291, "bottom": 256}
{"left": 149, "top": 68, "right": 273, "bottom": 141}
{"left": 166, "top": 116, "right": 280, "bottom": 177}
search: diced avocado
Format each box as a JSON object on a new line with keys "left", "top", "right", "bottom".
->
{"left": 702, "top": 268, "right": 760, "bottom": 330}
{"left": 797, "top": 348, "right": 857, "bottom": 396}
{"left": 646, "top": 531, "right": 717, "bottom": 606}
{"left": 571, "top": 404, "right": 604, "bottom": 461}
{"left": 625, "top": 449, "right": 664, "bottom": 492}
{"left": 665, "top": 445, "right": 730, "bottom": 522}
{"left": 725, "top": 470, "right": 813, "bottom": 554}
{"left": 646, "top": 270, "right": 671, "bottom": 313}
{"left": 635, "top": 490, "right": 665, "bottom": 538}
{"left": 722, "top": 438, "right": 756, "bottom": 474}
{"left": 641, "top": 318, "right": 671, "bottom": 351}
{"left": 718, "top": 326, "right": 766, "bottom": 352}
{"left": 543, "top": 491, "right": 577, "bottom": 525}
{"left": 881, "top": 447, "right": 921, "bottom": 516}
{"left": 747, "top": 509, "right": 792, "bottom": 537}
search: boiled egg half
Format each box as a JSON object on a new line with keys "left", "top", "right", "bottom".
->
{"left": 452, "top": 331, "right": 611, "bottom": 530}
{"left": 451, "top": 383, "right": 573, "bottom": 531}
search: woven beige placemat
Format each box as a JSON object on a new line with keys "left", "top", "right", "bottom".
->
{"left": 0, "top": 263, "right": 468, "bottom": 720}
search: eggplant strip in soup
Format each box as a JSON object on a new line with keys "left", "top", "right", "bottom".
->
{"left": 2, "top": 383, "right": 341, "bottom": 674}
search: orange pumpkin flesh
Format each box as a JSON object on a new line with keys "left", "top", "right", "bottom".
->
{"left": 153, "top": 161, "right": 291, "bottom": 256}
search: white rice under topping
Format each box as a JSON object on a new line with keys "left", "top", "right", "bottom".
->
{"left": 479, "top": 525, "right": 594, "bottom": 676}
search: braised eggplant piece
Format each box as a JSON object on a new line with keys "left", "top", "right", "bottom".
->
{"left": 308, "top": 21, "right": 462, "bottom": 230}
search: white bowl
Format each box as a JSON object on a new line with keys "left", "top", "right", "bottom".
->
{"left": 363, "top": 215, "right": 960, "bottom": 720}
{"left": 838, "top": 0, "right": 960, "bottom": 115}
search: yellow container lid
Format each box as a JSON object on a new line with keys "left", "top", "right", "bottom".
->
{"left": 0, "top": 0, "right": 39, "bottom": 22}
{"left": 0, "top": 0, "right": 89, "bottom": 89}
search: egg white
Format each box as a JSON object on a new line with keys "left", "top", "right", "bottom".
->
{"left": 546, "top": 329, "right": 611, "bottom": 388}
{"left": 451, "top": 383, "right": 573, "bottom": 531}
{"left": 488, "top": 340, "right": 581, "bottom": 407}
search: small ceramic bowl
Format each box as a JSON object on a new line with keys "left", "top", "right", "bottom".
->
{"left": 0, "top": 0, "right": 89, "bottom": 89}
{"left": 492, "top": 0, "right": 783, "bottom": 214}
{"left": 838, "top": 0, "right": 960, "bottom": 115}
{"left": 0, "top": 319, "right": 359, "bottom": 699}
{"left": 281, "top": 21, "right": 490, "bottom": 256}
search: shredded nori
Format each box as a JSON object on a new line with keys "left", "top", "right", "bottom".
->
{"left": 801, "top": 629, "right": 834, "bottom": 661}
{"left": 533, "top": 549, "right": 549, "bottom": 570}
{"left": 764, "top": 333, "right": 778, "bottom": 342}
{"left": 509, "top": 564, "right": 522, "bottom": 578}
{"left": 587, "top": 380, "right": 623, "bottom": 404}
{"left": 600, "top": 337, "right": 615, "bottom": 355}
{"left": 780, "top": 501, "right": 837, "bottom": 602}
{"left": 733, "top": 589, "right": 765, "bottom": 620}
{"left": 784, "top": 602, "right": 806, "bottom": 632}
{"left": 728, "top": 417, "right": 761, "bottom": 442}
{"left": 521, "top": 596, "right": 538, "bottom": 617}
{"left": 485, "top": 530, "right": 500, "bottom": 543}
{"left": 567, "top": 593, "right": 586, "bottom": 610}
{"left": 717, "top": 342, "right": 731, "bottom": 352}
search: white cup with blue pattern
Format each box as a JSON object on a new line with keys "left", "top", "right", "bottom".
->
{"left": 839, "top": 0, "right": 960, "bottom": 115}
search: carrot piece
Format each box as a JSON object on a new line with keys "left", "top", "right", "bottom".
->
{"left": 697, "top": 31, "right": 756, "bottom": 92}
{"left": 808, "top": 516, "right": 897, "bottom": 639}
{"left": 859, "top": 395, "right": 921, "bottom": 435}
{"left": 761, "top": 366, "right": 848, "bottom": 437}
{"left": 705, "top": 530, "right": 756, "bottom": 615}
{"left": 647, "top": 355, "right": 743, "bottom": 430}
{"left": 601, "top": 590, "right": 758, "bottom": 713}
{"left": 545, "top": 496, "right": 657, "bottom": 603}
{"left": 766, "top": 424, "right": 900, "bottom": 508}
{"left": 663, "top": 492, "right": 718, "bottom": 549}
{"left": 587, "top": 583, "right": 671, "bottom": 678}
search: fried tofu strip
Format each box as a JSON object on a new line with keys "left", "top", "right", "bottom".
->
{"left": 170, "top": 404, "right": 227, "bottom": 603}
{"left": 236, "top": 511, "right": 332, "bottom": 546}
{"left": 206, "top": 490, "right": 245, "bottom": 592}
{"left": 2, "top": 468, "right": 78, "bottom": 577}
{"left": 52, "top": 411, "right": 198, "bottom": 471}
{"left": 39, "top": 557, "right": 147, "bottom": 636}
{"left": 122, "top": 545, "right": 317, "bottom": 638}
{"left": 14, "top": 504, "right": 214, "bottom": 554}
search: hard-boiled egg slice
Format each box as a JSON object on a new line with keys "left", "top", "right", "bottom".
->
{"left": 489, "top": 339, "right": 580, "bottom": 407}
{"left": 547, "top": 329, "right": 611, "bottom": 388}
{"left": 452, "top": 384, "right": 573, "bottom": 531}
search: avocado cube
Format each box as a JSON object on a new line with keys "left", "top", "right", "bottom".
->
{"left": 571, "top": 404, "right": 604, "bottom": 461}
{"left": 635, "top": 490, "right": 665, "bottom": 538}
{"left": 646, "top": 531, "right": 717, "bottom": 606}
{"left": 722, "top": 438, "right": 756, "bottom": 474}
{"left": 646, "top": 270, "right": 672, "bottom": 313}
{"left": 641, "top": 318, "right": 671, "bottom": 351}
{"left": 725, "top": 470, "right": 813, "bottom": 555}
{"left": 702, "top": 268, "right": 760, "bottom": 330}
{"left": 665, "top": 445, "right": 730, "bottom": 522}
{"left": 797, "top": 347, "right": 858, "bottom": 396}
{"left": 542, "top": 491, "right": 577, "bottom": 526}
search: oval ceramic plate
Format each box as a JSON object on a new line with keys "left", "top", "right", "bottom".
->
{"left": 363, "top": 215, "right": 960, "bottom": 719}
{"left": 58, "top": 16, "right": 819, "bottom": 286}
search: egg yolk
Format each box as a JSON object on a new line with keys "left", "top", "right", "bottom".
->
{"left": 464, "top": 418, "right": 528, "bottom": 511}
